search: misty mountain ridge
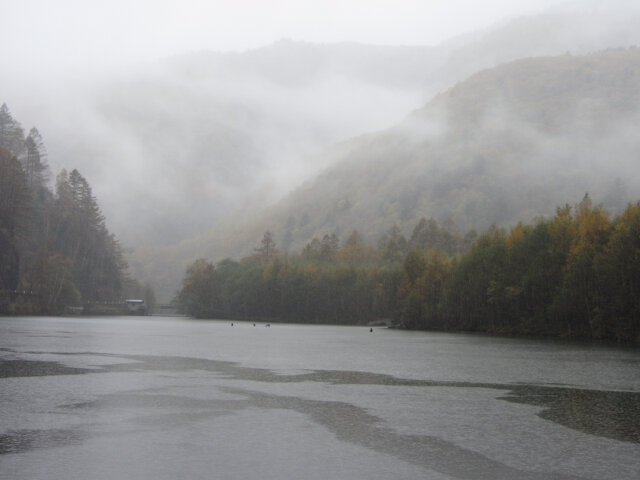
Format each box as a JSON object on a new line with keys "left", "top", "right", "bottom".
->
{"left": 129, "top": 46, "right": 640, "bottom": 299}
{"left": 13, "top": 6, "right": 639, "bottom": 253}
{"left": 226, "top": 47, "right": 640, "bottom": 247}
{"left": 5, "top": 4, "right": 640, "bottom": 299}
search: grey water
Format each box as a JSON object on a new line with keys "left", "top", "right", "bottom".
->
{"left": 0, "top": 316, "right": 639, "bottom": 480}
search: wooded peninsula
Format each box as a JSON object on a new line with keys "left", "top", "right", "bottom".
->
{"left": 178, "top": 196, "right": 640, "bottom": 345}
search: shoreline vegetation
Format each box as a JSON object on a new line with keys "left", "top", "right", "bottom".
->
{"left": 0, "top": 104, "right": 153, "bottom": 316}
{"left": 178, "top": 196, "right": 640, "bottom": 346}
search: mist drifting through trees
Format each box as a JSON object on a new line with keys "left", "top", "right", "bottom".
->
{"left": 0, "top": 104, "right": 151, "bottom": 314}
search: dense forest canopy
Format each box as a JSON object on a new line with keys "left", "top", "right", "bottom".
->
{"left": 0, "top": 103, "right": 152, "bottom": 314}
{"left": 178, "top": 196, "right": 640, "bottom": 345}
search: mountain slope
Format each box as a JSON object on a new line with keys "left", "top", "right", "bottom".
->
{"left": 33, "top": 41, "right": 438, "bottom": 247}
{"left": 7, "top": 7, "right": 640, "bottom": 252}
{"left": 270, "top": 48, "right": 640, "bottom": 244}
{"left": 129, "top": 47, "right": 640, "bottom": 300}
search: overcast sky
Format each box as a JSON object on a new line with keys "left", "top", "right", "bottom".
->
{"left": 1, "top": 0, "right": 583, "bottom": 74}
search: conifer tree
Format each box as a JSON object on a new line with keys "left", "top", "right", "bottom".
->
{"left": 0, "top": 147, "right": 30, "bottom": 291}
{"left": 0, "top": 103, "right": 25, "bottom": 156}
{"left": 22, "top": 127, "right": 49, "bottom": 190}
{"left": 254, "top": 231, "right": 278, "bottom": 262}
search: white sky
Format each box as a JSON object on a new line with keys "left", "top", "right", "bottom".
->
{"left": 1, "top": 0, "right": 576, "bottom": 73}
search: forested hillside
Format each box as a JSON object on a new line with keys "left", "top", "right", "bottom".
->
{"left": 178, "top": 196, "right": 640, "bottom": 344}
{"left": 137, "top": 47, "right": 640, "bottom": 300}
{"left": 0, "top": 104, "right": 150, "bottom": 314}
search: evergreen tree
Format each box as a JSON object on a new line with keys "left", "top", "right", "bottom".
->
{"left": 22, "top": 127, "right": 49, "bottom": 190}
{"left": 378, "top": 224, "right": 408, "bottom": 264}
{"left": 178, "top": 259, "right": 218, "bottom": 318}
{"left": 254, "top": 231, "right": 278, "bottom": 263}
{"left": 320, "top": 233, "right": 339, "bottom": 261}
{"left": 0, "top": 103, "right": 25, "bottom": 156}
{"left": 0, "top": 147, "right": 30, "bottom": 291}
{"left": 302, "top": 237, "right": 322, "bottom": 261}
{"left": 0, "top": 103, "right": 140, "bottom": 314}
{"left": 593, "top": 202, "right": 640, "bottom": 341}
{"left": 558, "top": 194, "right": 611, "bottom": 337}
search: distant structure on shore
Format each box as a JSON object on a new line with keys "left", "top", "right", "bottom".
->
{"left": 125, "top": 299, "right": 146, "bottom": 314}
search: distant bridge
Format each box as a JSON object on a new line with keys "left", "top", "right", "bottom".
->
{"left": 154, "top": 304, "right": 183, "bottom": 316}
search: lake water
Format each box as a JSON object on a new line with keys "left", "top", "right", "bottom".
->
{"left": 0, "top": 316, "right": 639, "bottom": 480}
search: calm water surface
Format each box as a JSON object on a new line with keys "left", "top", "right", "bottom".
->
{"left": 0, "top": 316, "right": 639, "bottom": 479}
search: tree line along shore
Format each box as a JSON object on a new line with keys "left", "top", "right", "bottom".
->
{"left": 178, "top": 195, "right": 640, "bottom": 345}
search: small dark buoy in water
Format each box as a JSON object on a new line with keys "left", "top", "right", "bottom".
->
{"left": 253, "top": 323, "right": 256, "bottom": 327}
{"left": 370, "top": 328, "right": 373, "bottom": 333}
{"left": 231, "top": 323, "right": 234, "bottom": 326}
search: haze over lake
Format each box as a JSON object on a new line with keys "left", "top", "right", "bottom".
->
{"left": 1, "top": 316, "right": 638, "bottom": 479}
{"left": 3, "top": 3, "right": 640, "bottom": 476}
